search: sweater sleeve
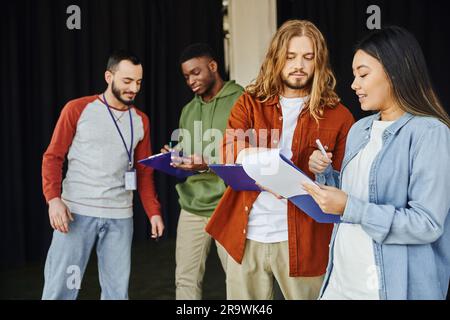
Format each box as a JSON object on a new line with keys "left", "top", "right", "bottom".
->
{"left": 42, "top": 98, "right": 89, "bottom": 203}
{"left": 134, "top": 109, "right": 162, "bottom": 219}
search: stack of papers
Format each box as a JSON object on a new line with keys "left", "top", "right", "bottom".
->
{"left": 210, "top": 149, "right": 340, "bottom": 224}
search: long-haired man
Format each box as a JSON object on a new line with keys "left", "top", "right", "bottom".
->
{"left": 206, "top": 20, "right": 354, "bottom": 300}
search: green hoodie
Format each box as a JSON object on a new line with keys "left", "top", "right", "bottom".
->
{"left": 175, "top": 80, "right": 244, "bottom": 217}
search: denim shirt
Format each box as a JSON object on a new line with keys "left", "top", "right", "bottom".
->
{"left": 316, "top": 112, "right": 450, "bottom": 300}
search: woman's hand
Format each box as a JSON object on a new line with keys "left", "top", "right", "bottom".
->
{"left": 308, "top": 149, "right": 333, "bottom": 174}
{"left": 302, "top": 183, "right": 348, "bottom": 215}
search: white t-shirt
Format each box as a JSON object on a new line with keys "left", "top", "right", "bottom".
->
{"left": 246, "top": 96, "right": 307, "bottom": 243}
{"left": 322, "top": 120, "right": 395, "bottom": 300}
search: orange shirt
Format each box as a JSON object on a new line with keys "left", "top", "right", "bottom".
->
{"left": 205, "top": 93, "right": 355, "bottom": 277}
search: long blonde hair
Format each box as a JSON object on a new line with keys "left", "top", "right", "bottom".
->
{"left": 246, "top": 20, "right": 340, "bottom": 121}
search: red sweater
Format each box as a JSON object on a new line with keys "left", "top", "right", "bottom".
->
{"left": 42, "top": 95, "right": 161, "bottom": 220}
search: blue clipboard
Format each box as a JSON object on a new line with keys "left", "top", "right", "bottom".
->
{"left": 138, "top": 152, "right": 196, "bottom": 180}
{"left": 279, "top": 153, "right": 341, "bottom": 223}
{"left": 288, "top": 194, "right": 341, "bottom": 223}
{"left": 209, "top": 164, "right": 261, "bottom": 191}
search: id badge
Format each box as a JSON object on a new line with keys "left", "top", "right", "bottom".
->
{"left": 125, "top": 169, "right": 137, "bottom": 191}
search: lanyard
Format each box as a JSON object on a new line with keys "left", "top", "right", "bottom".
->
{"left": 102, "top": 94, "right": 134, "bottom": 169}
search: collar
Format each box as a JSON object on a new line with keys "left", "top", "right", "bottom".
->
{"left": 363, "top": 112, "right": 414, "bottom": 135}
{"left": 265, "top": 95, "right": 280, "bottom": 106}
{"left": 97, "top": 94, "right": 132, "bottom": 112}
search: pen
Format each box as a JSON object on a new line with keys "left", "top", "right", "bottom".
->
{"left": 315, "top": 139, "right": 330, "bottom": 161}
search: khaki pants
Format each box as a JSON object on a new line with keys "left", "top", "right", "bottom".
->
{"left": 226, "top": 239, "right": 324, "bottom": 300}
{"left": 175, "top": 209, "right": 228, "bottom": 300}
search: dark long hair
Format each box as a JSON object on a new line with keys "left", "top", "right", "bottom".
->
{"left": 356, "top": 26, "right": 450, "bottom": 128}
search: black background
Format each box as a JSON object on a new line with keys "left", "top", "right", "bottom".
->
{"left": 1, "top": 0, "right": 449, "bottom": 275}
{"left": 1, "top": 0, "right": 225, "bottom": 268}
{"left": 278, "top": 0, "right": 450, "bottom": 121}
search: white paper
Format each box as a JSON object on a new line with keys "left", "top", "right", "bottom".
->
{"left": 242, "top": 148, "right": 318, "bottom": 198}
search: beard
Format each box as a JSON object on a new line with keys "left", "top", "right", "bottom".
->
{"left": 198, "top": 80, "right": 215, "bottom": 96}
{"left": 112, "top": 81, "right": 136, "bottom": 106}
{"left": 281, "top": 72, "right": 313, "bottom": 91}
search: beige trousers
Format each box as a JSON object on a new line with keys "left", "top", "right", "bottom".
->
{"left": 226, "top": 239, "right": 324, "bottom": 300}
{"left": 175, "top": 209, "right": 228, "bottom": 300}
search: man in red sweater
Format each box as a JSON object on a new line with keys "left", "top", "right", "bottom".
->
{"left": 41, "top": 50, "right": 163, "bottom": 299}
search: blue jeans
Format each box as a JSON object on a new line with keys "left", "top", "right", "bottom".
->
{"left": 42, "top": 213, "right": 133, "bottom": 300}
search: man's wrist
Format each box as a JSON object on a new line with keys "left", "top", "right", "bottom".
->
{"left": 197, "top": 166, "right": 210, "bottom": 173}
{"left": 48, "top": 197, "right": 61, "bottom": 205}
